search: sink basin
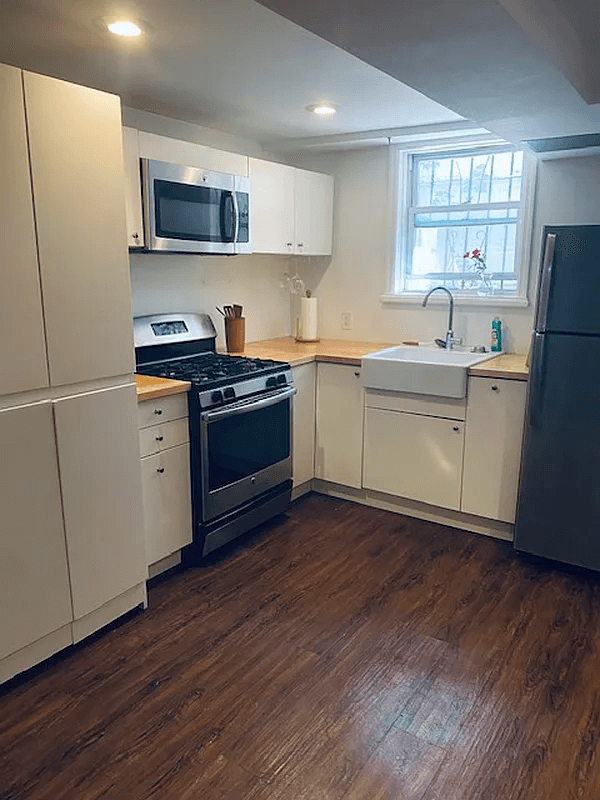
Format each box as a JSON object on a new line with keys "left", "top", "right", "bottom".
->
{"left": 361, "top": 345, "right": 497, "bottom": 398}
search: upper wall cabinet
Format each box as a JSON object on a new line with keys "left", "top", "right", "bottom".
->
{"left": 0, "top": 64, "right": 49, "bottom": 396}
{"left": 138, "top": 132, "right": 248, "bottom": 176}
{"left": 249, "top": 158, "right": 334, "bottom": 255}
{"left": 24, "top": 72, "right": 135, "bottom": 387}
{"left": 122, "top": 127, "right": 144, "bottom": 249}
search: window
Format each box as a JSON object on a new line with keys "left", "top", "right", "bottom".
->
{"left": 392, "top": 144, "right": 532, "bottom": 300}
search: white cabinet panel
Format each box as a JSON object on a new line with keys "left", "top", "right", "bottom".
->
{"left": 315, "top": 363, "right": 363, "bottom": 488}
{"left": 0, "top": 64, "right": 49, "bottom": 396}
{"left": 462, "top": 377, "right": 527, "bottom": 523}
{"left": 140, "top": 444, "right": 193, "bottom": 565}
{"left": 138, "top": 132, "right": 248, "bottom": 176}
{"left": 24, "top": 72, "right": 135, "bottom": 386}
{"left": 54, "top": 384, "right": 147, "bottom": 620}
{"left": 0, "top": 402, "right": 72, "bottom": 660}
{"left": 249, "top": 158, "right": 295, "bottom": 254}
{"left": 294, "top": 168, "right": 334, "bottom": 256}
{"left": 122, "top": 126, "right": 144, "bottom": 248}
{"left": 292, "top": 363, "right": 316, "bottom": 487}
{"left": 363, "top": 408, "right": 464, "bottom": 510}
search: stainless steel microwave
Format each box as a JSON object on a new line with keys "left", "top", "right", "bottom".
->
{"left": 141, "top": 158, "right": 251, "bottom": 254}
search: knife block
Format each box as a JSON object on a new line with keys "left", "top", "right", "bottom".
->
{"left": 225, "top": 317, "right": 245, "bottom": 353}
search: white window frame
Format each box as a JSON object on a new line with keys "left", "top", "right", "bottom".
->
{"left": 381, "top": 137, "right": 538, "bottom": 307}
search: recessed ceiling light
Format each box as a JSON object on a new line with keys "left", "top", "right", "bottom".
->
{"left": 307, "top": 103, "right": 338, "bottom": 116}
{"left": 107, "top": 20, "right": 142, "bottom": 37}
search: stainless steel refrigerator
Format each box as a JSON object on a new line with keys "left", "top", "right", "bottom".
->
{"left": 514, "top": 224, "right": 600, "bottom": 569}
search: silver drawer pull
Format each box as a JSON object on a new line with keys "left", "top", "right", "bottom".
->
{"left": 156, "top": 467, "right": 165, "bottom": 474}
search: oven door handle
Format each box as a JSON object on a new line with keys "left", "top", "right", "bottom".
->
{"left": 201, "top": 385, "right": 296, "bottom": 422}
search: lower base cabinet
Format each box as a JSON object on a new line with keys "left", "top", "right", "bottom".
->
{"left": 461, "top": 377, "right": 527, "bottom": 523}
{"left": 292, "top": 363, "right": 316, "bottom": 488}
{"left": 363, "top": 407, "right": 465, "bottom": 510}
{"left": 315, "top": 363, "right": 364, "bottom": 488}
{"left": 138, "top": 394, "right": 192, "bottom": 566}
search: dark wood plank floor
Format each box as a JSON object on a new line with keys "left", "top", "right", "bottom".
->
{"left": 2, "top": 493, "right": 600, "bottom": 799}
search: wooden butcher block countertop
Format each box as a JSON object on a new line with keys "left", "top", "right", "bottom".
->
{"left": 135, "top": 374, "right": 191, "bottom": 401}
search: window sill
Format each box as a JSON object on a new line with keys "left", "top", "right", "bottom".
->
{"left": 380, "top": 293, "right": 530, "bottom": 309}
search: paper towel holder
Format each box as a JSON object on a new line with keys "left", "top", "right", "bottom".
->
{"left": 295, "top": 289, "right": 320, "bottom": 343}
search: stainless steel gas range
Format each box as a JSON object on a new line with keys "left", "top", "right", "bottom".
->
{"left": 134, "top": 313, "right": 295, "bottom": 557}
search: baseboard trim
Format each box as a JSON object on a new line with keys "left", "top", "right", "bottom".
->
{"left": 311, "top": 479, "right": 514, "bottom": 541}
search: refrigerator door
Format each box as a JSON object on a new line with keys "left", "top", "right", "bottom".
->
{"left": 515, "top": 332, "right": 600, "bottom": 569}
{"left": 536, "top": 225, "right": 600, "bottom": 335}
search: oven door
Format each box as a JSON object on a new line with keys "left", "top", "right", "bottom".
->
{"left": 199, "top": 385, "right": 295, "bottom": 522}
{"left": 142, "top": 159, "right": 238, "bottom": 254}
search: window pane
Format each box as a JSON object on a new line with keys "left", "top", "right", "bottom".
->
{"left": 415, "top": 209, "right": 518, "bottom": 227}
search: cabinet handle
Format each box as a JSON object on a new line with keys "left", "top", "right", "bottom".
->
{"left": 154, "top": 408, "right": 163, "bottom": 415}
{"left": 453, "top": 425, "right": 460, "bottom": 432}
{"left": 132, "top": 232, "right": 139, "bottom": 240}
{"left": 156, "top": 467, "right": 165, "bottom": 474}
{"left": 297, "top": 242, "right": 304, "bottom": 247}
{"left": 155, "top": 435, "right": 164, "bottom": 442}
{"left": 286, "top": 242, "right": 293, "bottom": 247}
{"left": 491, "top": 384, "right": 499, "bottom": 392}
{"left": 354, "top": 372, "right": 360, "bottom": 377}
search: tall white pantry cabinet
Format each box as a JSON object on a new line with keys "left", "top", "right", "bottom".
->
{"left": 0, "top": 64, "right": 147, "bottom": 685}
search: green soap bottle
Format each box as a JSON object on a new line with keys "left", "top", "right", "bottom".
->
{"left": 491, "top": 317, "right": 502, "bottom": 352}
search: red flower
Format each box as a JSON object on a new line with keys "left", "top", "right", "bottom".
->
{"left": 463, "top": 252, "right": 471, "bottom": 258}
{"left": 472, "top": 248, "right": 481, "bottom": 258}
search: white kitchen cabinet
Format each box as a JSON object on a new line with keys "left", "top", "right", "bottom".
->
{"left": 122, "top": 126, "right": 144, "bottom": 249}
{"left": 294, "top": 167, "right": 334, "bottom": 256}
{"left": 24, "top": 72, "right": 135, "bottom": 387}
{"left": 363, "top": 407, "right": 465, "bottom": 510}
{"left": 140, "top": 445, "right": 193, "bottom": 565}
{"left": 249, "top": 158, "right": 296, "bottom": 254}
{"left": 138, "top": 394, "right": 192, "bottom": 566}
{"left": 249, "top": 158, "right": 334, "bottom": 255}
{"left": 315, "top": 363, "right": 363, "bottom": 488}
{"left": 0, "top": 64, "right": 49, "bottom": 396}
{"left": 292, "top": 363, "right": 316, "bottom": 489}
{"left": 138, "top": 132, "right": 248, "bottom": 176}
{"left": 0, "top": 402, "right": 72, "bottom": 663}
{"left": 53, "top": 384, "right": 147, "bottom": 621}
{"left": 462, "top": 377, "right": 527, "bottom": 523}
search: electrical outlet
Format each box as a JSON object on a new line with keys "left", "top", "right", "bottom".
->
{"left": 341, "top": 312, "right": 353, "bottom": 330}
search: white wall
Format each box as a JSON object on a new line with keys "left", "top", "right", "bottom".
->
{"left": 289, "top": 148, "right": 600, "bottom": 354}
{"left": 124, "top": 107, "right": 292, "bottom": 347}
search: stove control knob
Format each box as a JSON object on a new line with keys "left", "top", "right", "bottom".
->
{"left": 276, "top": 373, "right": 287, "bottom": 385}
{"left": 211, "top": 390, "right": 223, "bottom": 404}
{"left": 224, "top": 387, "right": 235, "bottom": 400}
{"left": 266, "top": 376, "right": 278, "bottom": 388}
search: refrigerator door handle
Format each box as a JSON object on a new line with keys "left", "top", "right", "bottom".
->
{"left": 535, "top": 232, "right": 557, "bottom": 332}
{"left": 530, "top": 333, "right": 547, "bottom": 429}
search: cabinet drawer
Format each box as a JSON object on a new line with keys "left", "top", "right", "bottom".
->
{"left": 138, "top": 393, "right": 188, "bottom": 429}
{"left": 139, "top": 418, "right": 189, "bottom": 457}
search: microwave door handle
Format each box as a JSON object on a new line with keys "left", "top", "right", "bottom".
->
{"left": 231, "top": 190, "right": 240, "bottom": 244}
{"left": 220, "top": 191, "right": 235, "bottom": 242}
{"left": 201, "top": 386, "right": 296, "bottom": 423}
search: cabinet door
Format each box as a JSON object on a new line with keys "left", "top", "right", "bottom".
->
{"left": 122, "top": 127, "right": 144, "bottom": 248}
{"left": 315, "top": 363, "right": 363, "bottom": 488}
{"left": 364, "top": 408, "right": 464, "bottom": 510}
{"left": 138, "top": 132, "right": 248, "bottom": 176}
{"left": 0, "top": 402, "right": 72, "bottom": 661}
{"left": 292, "top": 363, "right": 316, "bottom": 487}
{"left": 24, "top": 72, "right": 135, "bottom": 386}
{"left": 462, "top": 377, "right": 526, "bottom": 523}
{"left": 54, "top": 384, "right": 147, "bottom": 620}
{"left": 249, "top": 158, "right": 295, "bottom": 254}
{"left": 294, "top": 168, "right": 334, "bottom": 256}
{"left": 140, "top": 444, "right": 193, "bottom": 565}
{"left": 0, "top": 64, "right": 49, "bottom": 395}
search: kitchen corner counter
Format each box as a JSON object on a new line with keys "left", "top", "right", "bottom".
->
{"left": 468, "top": 353, "right": 529, "bottom": 381}
{"left": 238, "top": 337, "right": 397, "bottom": 367}
{"left": 135, "top": 374, "right": 191, "bottom": 401}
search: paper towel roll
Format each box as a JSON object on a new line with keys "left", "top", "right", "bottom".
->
{"left": 297, "top": 296, "right": 319, "bottom": 342}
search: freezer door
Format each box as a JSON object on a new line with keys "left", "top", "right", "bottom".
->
{"left": 536, "top": 225, "right": 600, "bottom": 335}
{"left": 515, "top": 332, "right": 600, "bottom": 569}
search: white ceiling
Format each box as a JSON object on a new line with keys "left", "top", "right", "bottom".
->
{"left": 0, "top": 0, "right": 463, "bottom": 143}
{"left": 255, "top": 0, "right": 600, "bottom": 145}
